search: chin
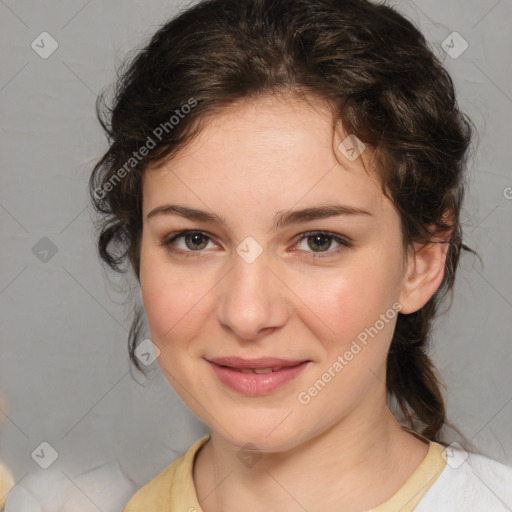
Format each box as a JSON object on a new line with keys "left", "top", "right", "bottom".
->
{"left": 213, "top": 415, "right": 309, "bottom": 454}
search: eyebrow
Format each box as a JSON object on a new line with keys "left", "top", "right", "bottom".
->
{"left": 146, "top": 203, "right": 372, "bottom": 230}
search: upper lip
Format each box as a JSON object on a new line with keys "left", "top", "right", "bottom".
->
{"left": 207, "top": 357, "right": 308, "bottom": 369}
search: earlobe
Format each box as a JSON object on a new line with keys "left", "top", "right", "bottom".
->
{"left": 398, "top": 240, "right": 450, "bottom": 315}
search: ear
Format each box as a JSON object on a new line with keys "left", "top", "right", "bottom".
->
{"left": 398, "top": 229, "right": 452, "bottom": 315}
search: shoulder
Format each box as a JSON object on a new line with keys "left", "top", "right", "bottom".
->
{"left": 121, "top": 457, "right": 181, "bottom": 511}
{"left": 122, "top": 435, "right": 209, "bottom": 512}
{"left": 415, "top": 443, "right": 512, "bottom": 512}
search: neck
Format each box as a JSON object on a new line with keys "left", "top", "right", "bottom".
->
{"left": 193, "top": 392, "right": 429, "bottom": 512}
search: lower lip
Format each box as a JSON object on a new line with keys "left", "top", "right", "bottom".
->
{"left": 207, "top": 361, "right": 310, "bottom": 396}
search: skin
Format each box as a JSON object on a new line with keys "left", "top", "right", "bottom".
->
{"left": 139, "top": 93, "right": 450, "bottom": 511}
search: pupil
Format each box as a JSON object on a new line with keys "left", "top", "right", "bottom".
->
{"left": 309, "top": 234, "right": 330, "bottom": 252}
{"left": 187, "top": 233, "right": 207, "bottom": 250}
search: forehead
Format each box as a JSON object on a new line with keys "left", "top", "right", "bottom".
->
{"left": 142, "top": 94, "right": 387, "bottom": 218}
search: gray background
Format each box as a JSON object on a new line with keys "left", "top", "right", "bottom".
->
{"left": 1, "top": 0, "right": 511, "bottom": 510}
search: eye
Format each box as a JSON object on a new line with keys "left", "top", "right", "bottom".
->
{"left": 160, "top": 230, "right": 217, "bottom": 256}
{"left": 294, "top": 231, "right": 352, "bottom": 258}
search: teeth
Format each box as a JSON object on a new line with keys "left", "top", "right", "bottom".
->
{"left": 238, "top": 367, "right": 282, "bottom": 374}
{"left": 254, "top": 368, "right": 274, "bottom": 374}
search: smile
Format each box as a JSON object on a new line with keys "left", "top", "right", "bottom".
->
{"left": 206, "top": 357, "right": 311, "bottom": 395}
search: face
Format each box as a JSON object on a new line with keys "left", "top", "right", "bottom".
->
{"left": 139, "top": 94, "right": 411, "bottom": 452}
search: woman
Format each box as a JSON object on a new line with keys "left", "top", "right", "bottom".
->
{"left": 89, "top": 0, "right": 512, "bottom": 510}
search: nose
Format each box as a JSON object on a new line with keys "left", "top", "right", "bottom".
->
{"left": 216, "top": 252, "right": 290, "bottom": 341}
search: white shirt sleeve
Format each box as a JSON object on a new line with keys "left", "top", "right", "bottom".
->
{"left": 415, "top": 443, "right": 512, "bottom": 512}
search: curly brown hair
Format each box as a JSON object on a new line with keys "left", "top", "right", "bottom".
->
{"left": 89, "top": 0, "right": 476, "bottom": 442}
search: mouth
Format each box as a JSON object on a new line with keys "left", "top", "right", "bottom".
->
{"left": 206, "top": 357, "right": 311, "bottom": 395}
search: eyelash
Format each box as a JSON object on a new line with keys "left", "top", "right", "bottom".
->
{"left": 159, "top": 230, "right": 352, "bottom": 259}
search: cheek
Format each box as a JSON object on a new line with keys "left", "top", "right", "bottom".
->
{"left": 293, "top": 261, "right": 399, "bottom": 343}
{"left": 289, "top": 260, "right": 402, "bottom": 398}
{"left": 139, "top": 247, "right": 211, "bottom": 348}
{"left": 292, "top": 265, "right": 400, "bottom": 417}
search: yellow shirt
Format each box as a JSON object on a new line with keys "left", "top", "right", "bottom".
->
{"left": 123, "top": 435, "right": 446, "bottom": 512}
